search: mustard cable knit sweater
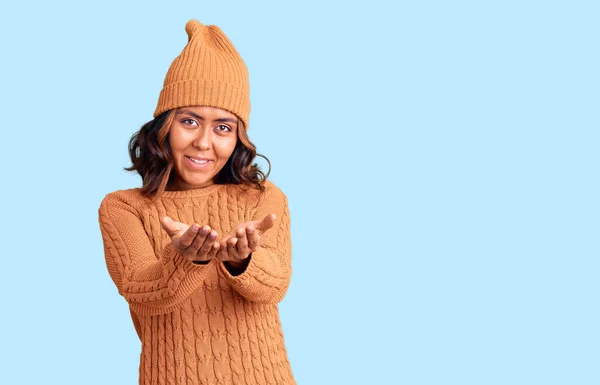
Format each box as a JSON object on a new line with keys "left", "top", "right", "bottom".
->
{"left": 98, "top": 181, "right": 295, "bottom": 385}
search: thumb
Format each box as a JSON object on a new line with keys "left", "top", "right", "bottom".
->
{"left": 161, "top": 216, "right": 179, "bottom": 236}
{"left": 255, "top": 213, "right": 276, "bottom": 233}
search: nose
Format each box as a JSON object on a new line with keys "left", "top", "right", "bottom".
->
{"left": 193, "top": 128, "right": 211, "bottom": 151}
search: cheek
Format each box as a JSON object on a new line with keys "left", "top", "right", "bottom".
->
{"left": 168, "top": 129, "right": 187, "bottom": 157}
{"left": 216, "top": 137, "right": 238, "bottom": 159}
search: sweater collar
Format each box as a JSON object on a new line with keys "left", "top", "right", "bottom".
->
{"left": 159, "top": 183, "right": 225, "bottom": 199}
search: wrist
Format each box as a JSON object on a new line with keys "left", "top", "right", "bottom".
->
{"left": 224, "top": 254, "right": 251, "bottom": 275}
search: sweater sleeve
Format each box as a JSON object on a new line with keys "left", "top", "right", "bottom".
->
{"left": 98, "top": 191, "right": 210, "bottom": 316}
{"left": 217, "top": 182, "right": 292, "bottom": 304}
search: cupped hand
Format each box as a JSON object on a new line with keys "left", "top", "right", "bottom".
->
{"left": 161, "top": 216, "right": 220, "bottom": 263}
{"left": 216, "top": 213, "right": 276, "bottom": 266}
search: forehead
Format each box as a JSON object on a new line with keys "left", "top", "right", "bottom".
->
{"left": 176, "top": 105, "right": 237, "bottom": 120}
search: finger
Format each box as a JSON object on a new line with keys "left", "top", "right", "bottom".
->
{"left": 189, "top": 225, "right": 211, "bottom": 253}
{"left": 255, "top": 213, "right": 276, "bottom": 233}
{"left": 161, "top": 216, "right": 180, "bottom": 237}
{"left": 246, "top": 225, "right": 260, "bottom": 251}
{"left": 205, "top": 241, "right": 220, "bottom": 260}
{"left": 236, "top": 227, "right": 250, "bottom": 255}
{"left": 216, "top": 241, "right": 229, "bottom": 262}
{"left": 227, "top": 237, "right": 238, "bottom": 259}
{"left": 198, "top": 229, "right": 218, "bottom": 257}
{"left": 179, "top": 223, "right": 201, "bottom": 248}
{"left": 219, "top": 234, "right": 232, "bottom": 246}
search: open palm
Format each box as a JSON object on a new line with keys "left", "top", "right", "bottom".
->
{"left": 160, "top": 216, "right": 220, "bottom": 263}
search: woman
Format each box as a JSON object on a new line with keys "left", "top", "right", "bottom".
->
{"left": 98, "top": 19, "right": 296, "bottom": 385}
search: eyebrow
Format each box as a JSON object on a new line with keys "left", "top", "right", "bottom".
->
{"left": 177, "top": 109, "right": 238, "bottom": 125}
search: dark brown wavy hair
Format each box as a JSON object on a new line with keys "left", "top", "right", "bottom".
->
{"left": 124, "top": 108, "right": 270, "bottom": 199}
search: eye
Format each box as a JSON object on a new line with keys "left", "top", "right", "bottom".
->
{"left": 181, "top": 118, "right": 197, "bottom": 127}
{"left": 216, "top": 124, "right": 232, "bottom": 132}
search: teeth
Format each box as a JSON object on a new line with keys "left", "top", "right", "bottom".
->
{"left": 188, "top": 156, "right": 209, "bottom": 165}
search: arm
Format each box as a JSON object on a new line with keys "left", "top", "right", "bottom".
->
{"left": 217, "top": 183, "right": 292, "bottom": 304}
{"left": 98, "top": 191, "right": 210, "bottom": 316}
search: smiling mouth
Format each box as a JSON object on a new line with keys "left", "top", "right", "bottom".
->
{"left": 185, "top": 155, "right": 212, "bottom": 165}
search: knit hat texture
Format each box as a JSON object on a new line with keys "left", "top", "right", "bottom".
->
{"left": 154, "top": 19, "right": 250, "bottom": 129}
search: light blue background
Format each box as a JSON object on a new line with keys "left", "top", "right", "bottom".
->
{"left": 1, "top": 1, "right": 598, "bottom": 384}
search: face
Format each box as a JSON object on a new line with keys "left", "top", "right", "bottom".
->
{"left": 168, "top": 105, "right": 238, "bottom": 190}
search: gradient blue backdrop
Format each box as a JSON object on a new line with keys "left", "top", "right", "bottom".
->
{"left": 1, "top": 1, "right": 598, "bottom": 384}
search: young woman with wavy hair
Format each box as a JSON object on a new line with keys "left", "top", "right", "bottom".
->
{"left": 98, "top": 19, "right": 296, "bottom": 385}
{"left": 125, "top": 107, "right": 270, "bottom": 198}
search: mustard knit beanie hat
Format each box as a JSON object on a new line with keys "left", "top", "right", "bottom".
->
{"left": 153, "top": 19, "right": 251, "bottom": 129}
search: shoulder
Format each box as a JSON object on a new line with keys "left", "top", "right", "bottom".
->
{"left": 226, "top": 180, "right": 287, "bottom": 204}
{"left": 98, "top": 188, "right": 150, "bottom": 219}
{"left": 239, "top": 181, "right": 288, "bottom": 219}
{"left": 260, "top": 180, "right": 287, "bottom": 203}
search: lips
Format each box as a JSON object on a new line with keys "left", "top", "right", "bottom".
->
{"left": 185, "top": 155, "right": 212, "bottom": 165}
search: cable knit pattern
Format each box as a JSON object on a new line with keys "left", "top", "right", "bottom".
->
{"left": 98, "top": 181, "right": 295, "bottom": 385}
